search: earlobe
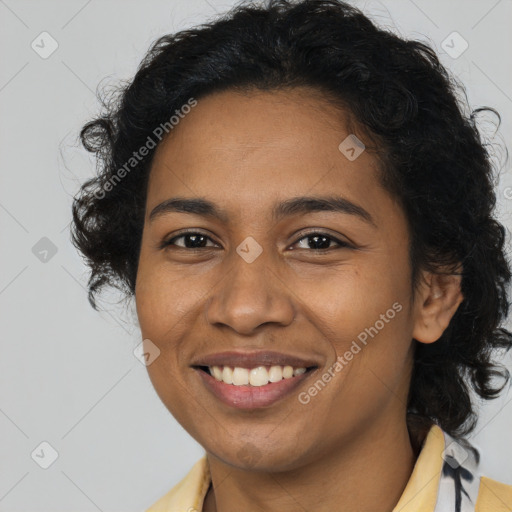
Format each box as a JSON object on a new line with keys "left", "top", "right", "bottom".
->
{"left": 412, "top": 268, "right": 464, "bottom": 344}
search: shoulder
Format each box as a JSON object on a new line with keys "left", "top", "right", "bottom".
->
{"left": 475, "top": 475, "right": 512, "bottom": 512}
{"left": 405, "top": 420, "right": 512, "bottom": 512}
{"left": 145, "top": 455, "right": 211, "bottom": 512}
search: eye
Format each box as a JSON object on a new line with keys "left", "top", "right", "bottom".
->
{"left": 160, "top": 230, "right": 351, "bottom": 251}
{"left": 161, "top": 231, "right": 219, "bottom": 250}
{"left": 291, "top": 231, "right": 351, "bottom": 251}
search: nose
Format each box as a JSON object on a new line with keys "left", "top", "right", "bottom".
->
{"left": 205, "top": 249, "right": 296, "bottom": 335}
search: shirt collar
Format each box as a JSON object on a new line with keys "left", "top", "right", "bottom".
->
{"left": 146, "top": 423, "right": 455, "bottom": 512}
{"left": 392, "top": 423, "right": 446, "bottom": 512}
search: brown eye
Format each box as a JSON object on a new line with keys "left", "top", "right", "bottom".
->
{"left": 292, "top": 232, "right": 350, "bottom": 251}
{"left": 161, "top": 232, "right": 218, "bottom": 250}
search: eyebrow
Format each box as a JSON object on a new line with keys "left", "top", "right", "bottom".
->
{"left": 149, "top": 195, "right": 377, "bottom": 228}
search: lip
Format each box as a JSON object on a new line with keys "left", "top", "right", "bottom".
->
{"left": 194, "top": 366, "right": 318, "bottom": 409}
{"left": 190, "top": 350, "right": 320, "bottom": 369}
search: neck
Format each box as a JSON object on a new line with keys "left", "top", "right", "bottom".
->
{"left": 203, "top": 417, "right": 419, "bottom": 512}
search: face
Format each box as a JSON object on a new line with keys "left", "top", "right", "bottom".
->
{"left": 135, "top": 87, "right": 424, "bottom": 471}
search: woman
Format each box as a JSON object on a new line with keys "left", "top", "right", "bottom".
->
{"left": 70, "top": 0, "right": 512, "bottom": 510}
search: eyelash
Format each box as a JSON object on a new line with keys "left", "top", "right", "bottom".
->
{"left": 160, "top": 230, "right": 351, "bottom": 252}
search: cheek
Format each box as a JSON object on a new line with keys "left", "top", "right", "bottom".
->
{"left": 299, "top": 259, "right": 413, "bottom": 399}
{"left": 134, "top": 261, "right": 207, "bottom": 391}
{"left": 298, "top": 261, "right": 405, "bottom": 343}
{"left": 135, "top": 259, "right": 196, "bottom": 338}
{"left": 135, "top": 274, "right": 193, "bottom": 422}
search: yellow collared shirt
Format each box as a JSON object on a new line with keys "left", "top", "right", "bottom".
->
{"left": 146, "top": 424, "right": 512, "bottom": 512}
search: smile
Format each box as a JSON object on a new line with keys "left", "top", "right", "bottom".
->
{"left": 194, "top": 365, "right": 318, "bottom": 409}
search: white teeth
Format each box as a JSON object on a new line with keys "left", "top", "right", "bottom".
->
{"left": 249, "top": 366, "right": 268, "bottom": 386}
{"left": 268, "top": 365, "right": 283, "bottom": 382}
{"left": 282, "top": 365, "right": 294, "bottom": 379}
{"left": 208, "top": 364, "right": 309, "bottom": 386}
{"left": 212, "top": 366, "right": 223, "bottom": 381}
{"left": 232, "top": 367, "right": 249, "bottom": 385}
{"left": 221, "top": 366, "right": 233, "bottom": 384}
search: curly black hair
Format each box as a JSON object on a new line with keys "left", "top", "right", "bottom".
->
{"left": 70, "top": 0, "right": 512, "bottom": 440}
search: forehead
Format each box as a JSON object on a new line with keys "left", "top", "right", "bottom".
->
{"left": 146, "top": 87, "right": 389, "bottom": 222}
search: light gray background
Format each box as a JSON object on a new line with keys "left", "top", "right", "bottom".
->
{"left": 1, "top": 0, "right": 511, "bottom": 510}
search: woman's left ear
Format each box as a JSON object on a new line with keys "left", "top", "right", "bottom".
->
{"left": 412, "top": 264, "right": 464, "bottom": 344}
